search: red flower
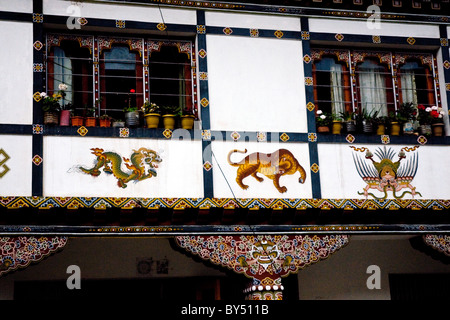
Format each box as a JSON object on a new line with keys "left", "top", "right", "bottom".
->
{"left": 130, "top": 89, "right": 135, "bottom": 93}
{"left": 431, "top": 110, "right": 439, "bottom": 118}
{"left": 417, "top": 104, "right": 425, "bottom": 110}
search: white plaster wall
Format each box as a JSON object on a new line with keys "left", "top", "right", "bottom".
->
{"left": 42, "top": 0, "right": 196, "bottom": 25}
{"left": 43, "top": 136, "right": 204, "bottom": 198}
{"left": 211, "top": 140, "right": 312, "bottom": 199}
{"left": 308, "top": 18, "right": 440, "bottom": 38}
{"left": 0, "top": 21, "right": 33, "bottom": 125}
{"left": 298, "top": 236, "right": 450, "bottom": 300}
{"left": 205, "top": 11, "right": 301, "bottom": 31}
{"left": 207, "top": 35, "right": 306, "bottom": 133}
{"left": 0, "top": 0, "right": 33, "bottom": 13}
{"left": 0, "top": 135, "right": 32, "bottom": 196}
{"left": 319, "top": 143, "right": 450, "bottom": 200}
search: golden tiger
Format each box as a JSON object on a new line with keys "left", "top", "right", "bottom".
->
{"left": 227, "top": 148, "right": 306, "bottom": 193}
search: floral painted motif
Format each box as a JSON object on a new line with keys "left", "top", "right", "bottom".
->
{"left": 0, "top": 236, "right": 68, "bottom": 277}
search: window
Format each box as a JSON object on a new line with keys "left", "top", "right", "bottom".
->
{"left": 311, "top": 48, "right": 439, "bottom": 120}
{"left": 46, "top": 34, "right": 196, "bottom": 122}
{"left": 311, "top": 49, "right": 352, "bottom": 116}
{"left": 396, "top": 54, "right": 436, "bottom": 108}
{"left": 354, "top": 53, "right": 394, "bottom": 116}
{"left": 46, "top": 35, "right": 93, "bottom": 112}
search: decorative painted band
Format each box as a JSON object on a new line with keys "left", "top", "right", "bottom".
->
{"left": 0, "top": 224, "right": 448, "bottom": 235}
{"left": 2, "top": 125, "right": 449, "bottom": 145}
{"left": 1, "top": 196, "right": 450, "bottom": 211}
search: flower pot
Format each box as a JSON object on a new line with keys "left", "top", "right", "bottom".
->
{"left": 362, "top": 120, "right": 373, "bottom": 134}
{"left": 71, "top": 116, "right": 84, "bottom": 126}
{"left": 317, "top": 125, "right": 330, "bottom": 133}
{"left": 403, "top": 121, "right": 414, "bottom": 135}
{"left": 162, "top": 114, "right": 176, "bottom": 129}
{"left": 345, "top": 120, "right": 356, "bottom": 133}
{"left": 419, "top": 124, "right": 432, "bottom": 136}
{"left": 125, "top": 111, "right": 140, "bottom": 127}
{"left": 376, "top": 124, "right": 385, "bottom": 135}
{"left": 59, "top": 110, "right": 70, "bottom": 126}
{"left": 99, "top": 118, "right": 111, "bottom": 127}
{"left": 432, "top": 123, "right": 445, "bottom": 136}
{"left": 331, "top": 120, "right": 342, "bottom": 134}
{"left": 390, "top": 122, "right": 401, "bottom": 136}
{"left": 85, "top": 117, "right": 97, "bottom": 127}
{"left": 144, "top": 113, "right": 161, "bottom": 128}
{"left": 181, "top": 115, "right": 195, "bottom": 130}
{"left": 112, "top": 121, "right": 125, "bottom": 128}
{"left": 44, "top": 111, "right": 59, "bottom": 125}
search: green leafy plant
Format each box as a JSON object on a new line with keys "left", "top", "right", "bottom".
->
{"left": 161, "top": 105, "right": 181, "bottom": 115}
{"left": 396, "top": 102, "right": 417, "bottom": 122}
{"left": 316, "top": 110, "right": 332, "bottom": 127}
{"left": 340, "top": 111, "right": 356, "bottom": 122}
{"left": 141, "top": 100, "right": 161, "bottom": 114}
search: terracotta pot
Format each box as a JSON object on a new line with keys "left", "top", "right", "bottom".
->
{"left": 144, "top": 113, "right": 161, "bottom": 128}
{"left": 99, "top": 118, "right": 111, "bottom": 127}
{"left": 59, "top": 110, "right": 71, "bottom": 126}
{"left": 181, "top": 115, "right": 195, "bottom": 130}
{"left": 390, "top": 122, "right": 401, "bottom": 136}
{"left": 432, "top": 123, "right": 445, "bottom": 136}
{"left": 71, "top": 116, "right": 84, "bottom": 126}
{"left": 43, "top": 111, "right": 59, "bottom": 125}
{"left": 162, "top": 114, "right": 176, "bottom": 129}
{"left": 85, "top": 117, "right": 97, "bottom": 127}
{"left": 317, "top": 125, "right": 330, "bottom": 133}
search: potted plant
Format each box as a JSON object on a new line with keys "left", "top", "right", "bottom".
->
{"left": 429, "top": 105, "right": 445, "bottom": 136}
{"left": 141, "top": 99, "right": 161, "bottom": 128}
{"left": 84, "top": 105, "right": 97, "bottom": 127}
{"left": 417, "top": 104, "right": 433, "bottom": 136}
{"left": 161, "top": 105, "right": 181, "bottom": 129}
{"left": 180, "top": 109, "right": 196, "bottom": 130}
{"left": 99, "top": 114, "right": 112, "bottom": 127}
{"left": 70, "top": 109, "right": 84, "bottom": 126}
{"left": 340, "top": 110, "right": 357, "bottom": 133}
{"left": 315, "top": 110, "right": 332, "bottom": 133}
{"left": 388, "top": 111, "right": 402, "bottom": 136}
{"left": 374, "top": 115, "right": 389, "bottom": 135}
{"left": 124, "top": 89, "right": 140, "bottom": 127}
{"left": 361, "top": 109, "right": 379, "bottom": 134}
{"left": 41, "top": 88, "right": 64, "bottom": 125}
{"left": 112, "top": 118, "right": 125, "bottom": 128}
{"left": 397, "top": 102, "right": 417, "bottom": 135}
{"left": 57, "top": 84, "right": 70, "bottom": 126}
{"left": 331, "top": 113, "right": 343, "bottom": 134}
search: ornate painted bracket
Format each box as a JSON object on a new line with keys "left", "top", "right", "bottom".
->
{"left": 423, "top": 234, "right": 450, "bottom": 256}
{"left": 0, "top": 236, "right": 68, "bottom": 277}
{"left": 175, "top": 234, "right": 349, "bottom": 300}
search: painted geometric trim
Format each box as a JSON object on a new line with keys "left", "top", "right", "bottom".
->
{"left": 423, "top": 234, "right": 450, "bottom": 256}
{"left": 2, "top": 197, "right": 450, "bottom": 211}
{"left": 0, "top": 236, "right": 68, "bottom": 277}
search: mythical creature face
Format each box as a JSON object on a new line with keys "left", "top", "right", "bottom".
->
{"left": 250, "top": 240, "right": 281, "bottom": 270}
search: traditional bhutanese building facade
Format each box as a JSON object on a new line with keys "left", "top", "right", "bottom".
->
{"left": 0, "top": 0, "right": 449, "bottom": 301}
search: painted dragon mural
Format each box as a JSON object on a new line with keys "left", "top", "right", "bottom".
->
{"left": 351, "top": 145, "right": 421, "bottom": 199}
{"left": 79, "top": 147, "right": 162, "bottom": 188}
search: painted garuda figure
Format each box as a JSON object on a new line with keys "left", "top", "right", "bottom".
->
{"left": 351, "top": 146, "right": 421, "bottom": 199}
